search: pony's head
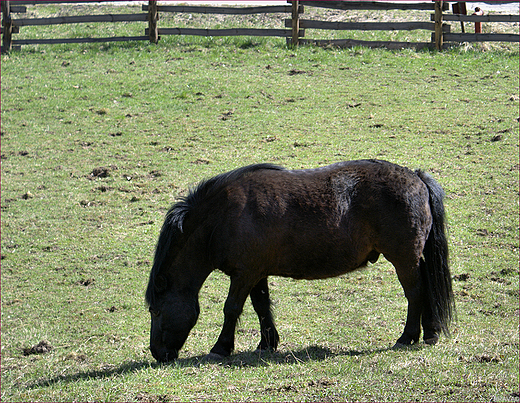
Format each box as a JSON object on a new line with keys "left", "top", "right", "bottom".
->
{"left": 147, "top": 282, "right": 200, "bottom": 362}
{"left": 145, "top": 201, "right": 200, "bottom": 362}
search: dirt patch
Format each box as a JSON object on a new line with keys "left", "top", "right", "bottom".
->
{"left": 88, "top": 166, "right": 117, "bottom": 180}
{"left": 219, "top": 110, "right": 235, "bottom": 120}
{"left": 148, "top": 170, "right": 162, "bottom": 179}
{"left": 288, "top": 69, "right": 308, "bottom": 76}
{"left": 308, "top": 378, "right": 335, "bottom": 388}
{"left": 135, "top": 392, "right": 171, "bottom": 402}
{"left": 90, "top": 166, "right": 110, "bottom": 178}
{"left": 94, "top": 108, "right": 109, "bottom": 116}
{"left": 265, "top": 384, "right": 298, "bottom": 393}
{"left": 23, "top": 340, "right": 53, "bottom": 356}
{"left": 191, "top": 158, "right": 211, "bottom": 165}
{"left": 65, "top": 351, "right": 88, "bottom": 362}
{"left": 79, "top": 200, "right": 101, "bottom": 207}
{"left": 76, "top": 278, "right": 95, "bottom": 287}
{"left": 453, "top": 273, "right": 470, "bottom": 281}
{"left": 96, "top": 185, "right": 113, "bottom": 192}
{"left": 473, "top": 354, "right": 502, "bottom": 363}
{"left": 459, "top": 353, "right": 502, "bottom": 364}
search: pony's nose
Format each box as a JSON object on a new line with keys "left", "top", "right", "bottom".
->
{"left": 150, "top": 345, "right": 177, "bottom": 362}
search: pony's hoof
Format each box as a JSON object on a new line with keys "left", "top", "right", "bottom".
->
{"left": 203, "top": 352, "right": 225, "bottom": 362}
{"left": 424, "top": 336, "right": 439, "bottom": 345}
{"left": 392, "top": 342, "right": 408, "bottom": 350}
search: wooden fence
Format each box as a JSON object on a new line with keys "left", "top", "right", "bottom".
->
{"left": 290, "top": 0, "right": 519, "bottom": 49}
{"left": 142, "top": 3, "right": 303, "bottom": 41}
{"left": 291, "top": 0, "right": 449, "bottom": 50}
{"left": 0, "top": 0, "right": 299, "bottom": 52}
{"left": 1, "top": 0, "right": 519, "bottom": 53}
{"left": 436, "top": 3, "right": 519, "bottom": 45}
{"left": 1, "top": 0, "right": 150, "bottom": 51}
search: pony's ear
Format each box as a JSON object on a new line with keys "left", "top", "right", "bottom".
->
{"left": 155, "top": 275, "right": 168, "bottom": 293}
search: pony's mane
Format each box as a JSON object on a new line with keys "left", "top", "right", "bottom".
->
{"left": 146, "top": 163, "right": 284, "bottom": 306}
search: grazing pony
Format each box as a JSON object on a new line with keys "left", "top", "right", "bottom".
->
{"left": 146, "top": 159, "right": 454, "bottom": 362}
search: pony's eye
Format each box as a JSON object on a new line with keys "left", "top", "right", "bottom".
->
{"left": 149, "top": 307, "right": 160, "bottom": 317}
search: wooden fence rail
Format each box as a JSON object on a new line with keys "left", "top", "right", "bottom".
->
{"left": 12, "top": 14, "right": 149, "bottom": 27}
{"left": 443, "top": 32, "right": 518, "bottom": 42}
{"left": 286, "top": 20, "right": 443, "bottom": 32}
{"left": 299, "top": 1, "right": 437, "bottom": 11}
{"left": 441, "top": 14, "right": 519, "bottom": 22}
{"left": 1, "top": 0, "right": 519, "bottom": 53}
{"left": 146, "top": 27, "right": 295, "bottom": 38}
{"left": 143, "top": 5, "right": 296, "bottom": 15}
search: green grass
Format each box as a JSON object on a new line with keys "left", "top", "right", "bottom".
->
{"left": 1, "top": 3, "right": 519, "bottom": 402}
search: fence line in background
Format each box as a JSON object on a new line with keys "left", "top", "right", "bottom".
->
{"left": 1, "top": 0, "right": 519, "bottom": 53}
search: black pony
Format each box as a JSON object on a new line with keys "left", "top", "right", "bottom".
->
{"left": 145, "top": 159, "right": 454, "bottom": 362}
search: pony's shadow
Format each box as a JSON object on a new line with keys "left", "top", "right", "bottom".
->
{"left": 179, "top": 344, "right": 396, "bottom": 368}
{"left": 26, "top": 344, "right": 419, "bottom": 390}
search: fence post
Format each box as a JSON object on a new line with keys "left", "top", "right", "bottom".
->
{"left": 291, "top": 0, "right": 299, "bottom": 46}
{"left": 2, "top": 0, "right": 12, "bottom": 53}
{"left": 472, "top": 7, "right": 484, "bottom": 34}
{"left": 434, "top": 0, "right": 443, "bottom": 50}
{"left": 148, "top": 0, "right": 158, "bottom": 44}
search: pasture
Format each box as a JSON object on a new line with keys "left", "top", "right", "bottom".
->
{"left": 1, "top": 3, "right": 519, "bottom": 402}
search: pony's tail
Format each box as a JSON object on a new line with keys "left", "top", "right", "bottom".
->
{"left": 416, "top": 170, "right": 455, "bottom": 337}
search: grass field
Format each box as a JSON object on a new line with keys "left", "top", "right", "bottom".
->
{"left": 1, "top": 3, "right": 519, "bottom": 402}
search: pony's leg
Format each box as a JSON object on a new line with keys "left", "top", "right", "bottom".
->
{"left": 209, "top": 274, "right": 255, "bottom": 358}
{"left": 419, "top": 259, "right": 442, "bottom": 345}
{"left": 392, "top": 262, "right": 423, "bottom": 347}
{"left": 250, "top": 277, "right": 279, "bottom": 352}
{"left": 421, "top": 305, "right": 441, "bottom": 345}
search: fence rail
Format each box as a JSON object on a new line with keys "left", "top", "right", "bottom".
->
{"left": 11, "top": 36, "right": 149, "bottom": 46}
{"left": 11, "top": 14, "right": 149, "bottom": 27}
{"left": 142, "top": 5, "right": 296, "bottom": 15}
{"left": 443, "top": 33, "right": 518, "bottom": 42}
{"left": 285, "top": 20, "right": 444, "bottom": 32}
{"left": 147, "top": 27, "right": 296, "bottom": 38}
{"left": 439, "top": 14, "right": 518, "bottom": 22}
{"left": 299, "top": 1, "right": 437, "bottom": 11}
{"left": 2, "top": 0, "right": 519, "bottom": 53}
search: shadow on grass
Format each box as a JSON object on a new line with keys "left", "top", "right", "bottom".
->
{"left": 25, "top": 343, "right": 426, "bottom": 390}
{"left": 187, "top": 344, "right": 396, "bottom": 368}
